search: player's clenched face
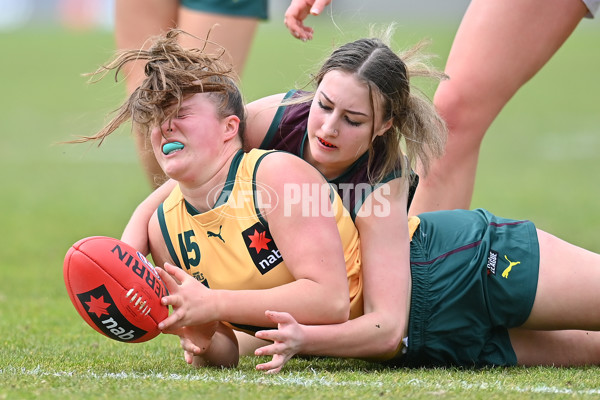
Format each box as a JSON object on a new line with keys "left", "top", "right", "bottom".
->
{"left": 150, "top": 93, "right": 239, "bottom": 185}
{"left": 305, "top": 70, "right": 391, "bottom": 180}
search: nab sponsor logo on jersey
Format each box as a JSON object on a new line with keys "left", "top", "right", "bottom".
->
{"left": 76, "top": 285, "right": 148, "bottom": 342}
{"left": 242, "top": 222, "right": 283, "bottom": 275}
{"left": 192, "top": 271, "right": 210, "bottom": 288}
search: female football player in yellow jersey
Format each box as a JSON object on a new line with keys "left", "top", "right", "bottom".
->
{"left": 83, "top": 30, "right": 600, "bottom": 371}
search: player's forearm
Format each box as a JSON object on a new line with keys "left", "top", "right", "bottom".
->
{"left": 121, "top": 179, "right": 176, "bottom": 254}
{"left": 212, "top": 280, "right": 349, "bottom": 327}
{"left": 295, "top": 312, "right": 405, "bottom": 359}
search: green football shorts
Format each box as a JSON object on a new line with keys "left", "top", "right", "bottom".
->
{"left": 395, "top": 208, "right": 539, "bottom": 367}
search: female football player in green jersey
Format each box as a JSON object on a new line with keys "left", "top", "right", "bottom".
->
{"left": 83, "top": 30, "right": 600, "bottom": 371}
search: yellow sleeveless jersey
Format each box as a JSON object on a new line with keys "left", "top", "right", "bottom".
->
{"left": 157, "top": 149, "right": 363, "bottom": 332}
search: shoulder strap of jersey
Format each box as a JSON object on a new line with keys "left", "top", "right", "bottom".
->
{"left": 260, "top": 90, "right": 298, "bottom": 149}
{"left": 156, "top": 202, "right": 184, "bottom": 270}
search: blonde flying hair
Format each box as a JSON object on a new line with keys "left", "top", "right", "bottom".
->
{"left": 72, "top": 29, "right": 245, "bottom": 145}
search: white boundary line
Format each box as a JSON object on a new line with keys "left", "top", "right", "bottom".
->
{"left": 3, "top": 366, "right": 600, "bottom": 395}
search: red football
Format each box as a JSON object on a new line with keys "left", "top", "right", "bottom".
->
{"left": 63, "top": 236, "right": 168, "bottom": 343}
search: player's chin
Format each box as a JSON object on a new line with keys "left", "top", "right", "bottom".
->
{"left": 161, "top": 164, "right": 187, "bottom": 182}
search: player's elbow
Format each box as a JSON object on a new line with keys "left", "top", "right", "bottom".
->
{"left": 378, "top": 328, "right": 405, "bottom": 356}
{"left": 372, "top": 316, "right": 406, "bottom": 357}
{"left": 333, "top": 297, "right": 351, "bottom": 324}
{"left": 320, "top": 293, "right": 350, "bottom": 324}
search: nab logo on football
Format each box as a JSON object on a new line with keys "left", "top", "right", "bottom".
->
{"left": 76, "top": 285, "right": 148, "bottom": 342}
{"left": 242, "top": 222, "right": 283, "bottom": 275}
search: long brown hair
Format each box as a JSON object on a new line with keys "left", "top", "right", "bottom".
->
{"left": 293, "top": 29, "right": 447, "bottom": 184}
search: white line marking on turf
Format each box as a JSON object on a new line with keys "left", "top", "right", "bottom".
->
{"left": 3, "top": 366, "right": 600, "bottom": 395}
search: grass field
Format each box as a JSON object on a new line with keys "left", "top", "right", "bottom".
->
{"left": 1, "top": 12, "right": 599, "bottom": 399}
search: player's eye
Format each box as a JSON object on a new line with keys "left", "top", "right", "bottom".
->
{"left": 318, "top": 100, "right": 332, "bottom": 111}
{"left": 345, "top": 116, "right": 361, "bottom": 127}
